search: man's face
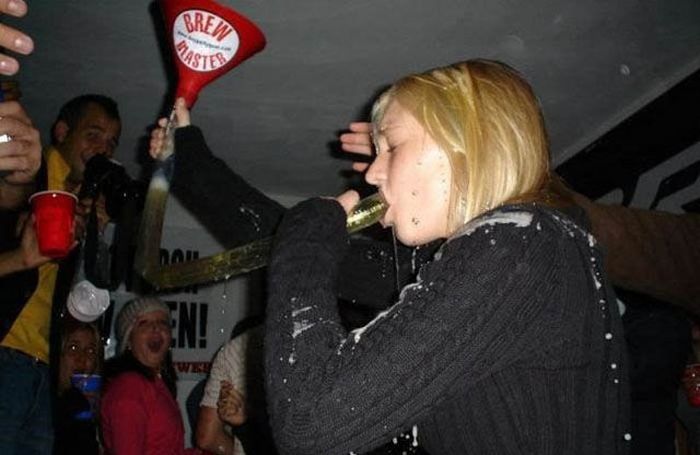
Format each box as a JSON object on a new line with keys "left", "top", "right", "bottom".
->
{"left": 55, "top": 103, "right": 121, "bottom": 183}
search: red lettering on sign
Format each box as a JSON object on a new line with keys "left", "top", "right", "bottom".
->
{"left": 180, "top": 12, "right": 234, "bottom": 43}
{"left": 194, "top": 12, "right": 205, "bottom": 33}
{"left": 176, "top": 40, "right": 188, "bottom": 54}
{"left": 173, "top": 361, "right": 211, "bottom": 374}
{"left": 183, "top": 13, "right": 195, "bottom": 33}
{"left": 204, "top": 15, "right": 215, "bottom": 35}
{"left": 211, "top": 21, "right": 233, "bottom": 42}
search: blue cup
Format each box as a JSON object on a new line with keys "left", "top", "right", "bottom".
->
{"left": 70, "top": 373, "right": 101, "bottom": 420}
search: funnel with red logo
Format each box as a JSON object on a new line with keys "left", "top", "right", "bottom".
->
{"left": 160, "top": 0, "right": 266, "bottom": 107}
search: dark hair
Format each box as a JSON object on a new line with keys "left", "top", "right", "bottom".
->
{"left": 52, "top": 94, "right": 120, "bottom": 142}
{"left": 103, "top": 349, "right": 178, "bottom": 398}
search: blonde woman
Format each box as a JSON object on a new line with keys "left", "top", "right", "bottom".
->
{"left": 265, "top": 59, "right": 630, "bottom": 455}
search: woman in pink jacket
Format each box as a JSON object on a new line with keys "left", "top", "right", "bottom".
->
{"left": 100, "top": 297, "right": 197, "bottom": 455}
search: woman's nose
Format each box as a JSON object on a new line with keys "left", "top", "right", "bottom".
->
{"left": 74, "top": 355, "right": 88, "bottom": 371}
{"left": 365, "top": 153, "right": 387, "bottom": 187}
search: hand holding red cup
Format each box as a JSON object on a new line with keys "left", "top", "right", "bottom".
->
{"left": 28, "top": 190, "right": 78, "bottom": 259}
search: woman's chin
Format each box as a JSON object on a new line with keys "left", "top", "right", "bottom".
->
{"left": 395, "top": 225, "right": 441, "bottom": 247}
{"left": 395, "top": 228, "right": 421, "bottom": 247}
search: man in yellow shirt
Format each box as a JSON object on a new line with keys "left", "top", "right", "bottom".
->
{"left": 0, "top": 94, "right": 121, "bottom": 454}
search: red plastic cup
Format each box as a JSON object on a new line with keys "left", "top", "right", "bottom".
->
{"left": 29, "top": 190, "right": 77, "bottom": 258}
{"left": 683, "top": 363, "right": 700, "bottom": 407}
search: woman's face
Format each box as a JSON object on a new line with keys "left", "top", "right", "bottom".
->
{"left": 59, "top": 328, "right": 98, "bottom": 392}
{"left": 128, "top": 310, "right": 172, "bottom": 373}
{"left": 366, "top": 100, "right": 452, "bottom": 246}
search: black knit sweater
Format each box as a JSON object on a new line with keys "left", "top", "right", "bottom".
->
{"left": 265, "top": 198, "right": 631, "bottom": 455}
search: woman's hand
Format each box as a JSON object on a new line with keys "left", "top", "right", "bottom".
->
{"left": 149, "top": 97, "right": 191, "bottom": 161}
{"left": 339, "top": 122, "right": 373, "bottom": 172}
{"left": 217, "top": 380, "right": 247, "bottom": 427}
{"left": 335, "top": 189, "right": 360, "bottom": 215}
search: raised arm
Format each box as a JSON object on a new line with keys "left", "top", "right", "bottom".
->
{"left": 149, "top": 98, "right": 285, "bottom": 248}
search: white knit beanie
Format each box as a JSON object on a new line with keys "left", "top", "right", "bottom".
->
{"left": 116, "top": 297, "right": 170, "bottom": 354}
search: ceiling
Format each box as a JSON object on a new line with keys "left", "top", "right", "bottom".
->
{"left": 11, "top": 0, "right": 700, "bottom": 200}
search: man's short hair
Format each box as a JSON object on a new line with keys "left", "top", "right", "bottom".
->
{"left": 54, "top": 94, "right": 120, "bottom": 131}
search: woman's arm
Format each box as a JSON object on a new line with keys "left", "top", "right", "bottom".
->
{"left": 172, "top": 125, "right": 286, "bottom": 248}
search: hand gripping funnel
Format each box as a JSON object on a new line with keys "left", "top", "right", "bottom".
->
{"left": 160, "top": 0, "right": 266, "bottom": 107}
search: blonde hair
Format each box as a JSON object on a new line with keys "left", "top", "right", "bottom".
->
{"left": 372, "top": 59, "right": 558, "bottom": 233}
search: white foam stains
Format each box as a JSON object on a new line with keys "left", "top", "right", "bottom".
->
{"left": 348, "top": 272, "right": 430, "bottom": 347}
{"left": 239, "top": 205, "right": 263, "bottom": 232}
{"left": 587, "top": 234, "right": 597, "bottom": 247}
{"left": 292, "top": 320, "right": 314, "bottom": 338}
{"left": 454, "top": 210, "right": 534, "bottom": 239}
{"left": 292, "top": 306, "right": 312, "bottom": 317}
{"left": 350, "top": 307, "right": 391, "bottom": 344}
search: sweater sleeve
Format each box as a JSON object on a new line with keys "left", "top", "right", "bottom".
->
{"left": 172, "top": 126, "right": 286, "bottom": 248}
{"left": 265, "top": 200, "right": 575, "bottom": 455}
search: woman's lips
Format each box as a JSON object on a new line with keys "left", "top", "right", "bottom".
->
{"left": 147, "top": 339, "right": 164, "bottom": 353}
{"left": 377, "top": 191, "right": 391, "bottom": 227}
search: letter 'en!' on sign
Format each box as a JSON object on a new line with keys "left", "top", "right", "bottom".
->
{"left": 173, "top": 10, "right": 240, "bottom": 71}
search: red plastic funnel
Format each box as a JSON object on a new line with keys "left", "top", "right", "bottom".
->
{"left": 160, "top": 0, "right": 266, "bottom": 107}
